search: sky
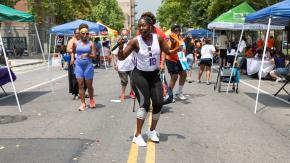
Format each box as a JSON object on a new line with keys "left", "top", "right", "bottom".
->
{"left": 135, "top": 0, "right": 162, "bottom": 20}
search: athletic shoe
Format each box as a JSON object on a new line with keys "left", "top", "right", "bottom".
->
{"left": 129, "top": 90, "right": 136, "bottom": 99}
{"left": 275, "top": 77, "right": 282, "bottom": 83}
{"left": 206, "top": 81, "right": 211, "bottom": 85}
{"left": 146, "top": 130, "right": 159, "bottom": 142}
{"left": 89, "top": 99, "right": 96, "bottom": 108}
{"left": 132, "top": 134, "right": 147, "bottom": 147}
{"left": 78, "top": 103, "right": 86, "bottom": 111}
{"left": 163, "top": 96, "right": 175, "bottom": 105}
{"left": 175, "top": 93, "right": 187, "bottom": 100}
{"left": 186, "top": 78, "right": 193, "bottom": 83}
{"left": 197, "top": 80, "right": 201, "bottom": 83}
{"left": 74, "top": 95, "right": 79, "bottom": 100}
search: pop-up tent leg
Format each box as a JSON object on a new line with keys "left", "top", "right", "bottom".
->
{"left": 34, "top": 23, "right": 45, "bottom": 61}
{"left": 226, "top": 25, "right": 245, "bottom": 94}
{"left": 99, "top": 32, "right": 107, "bottom": 70}
{"left": 254, "top": 17, "right": 272, "bottom": 114}
{"left": 0, "top": 33, "right": 22, "bottom": 112}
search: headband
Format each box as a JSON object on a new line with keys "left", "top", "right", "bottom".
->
{"left": 140, "top": 15, "right": 154, "bottom": 25}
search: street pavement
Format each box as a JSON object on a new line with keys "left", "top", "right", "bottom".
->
{"left": 0, "top": 63, "right": 290, "bottom": 163}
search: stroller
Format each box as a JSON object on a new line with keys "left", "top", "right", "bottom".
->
{"left": 214, "top": 66, "right": 240, "bottom": 93}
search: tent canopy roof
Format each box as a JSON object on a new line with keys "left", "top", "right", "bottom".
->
{"left": 0, "top": 4, "right": 34, "bottom": 22}
{"left": 211, "top": 2, "right": 255, "bottom": 24}
{"left": 245, "top": 0, "right": 290, "bottom": 26}
{"left": 50, "top": 20, "right": 107, "bottom": 35}
{"left": 208, "top": 2, "right": 284, "bottom": 30}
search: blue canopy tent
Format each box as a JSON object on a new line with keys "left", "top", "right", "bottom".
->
{"left": 185, "top": 29, "right": 213, "bottom": 38}
{"left": 48, "top": 20, "right": 108, "bottom": 69}
{"left": 50, "top": 19, "right": 107, "bottom": 35}
{"left": 245, "top": 0, "right": 290, "bottom": 113}
{"left": 246, "top": 0, "right": 290, "bottom": 26}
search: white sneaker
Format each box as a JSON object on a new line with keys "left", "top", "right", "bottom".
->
{"left": 132, "top": 134, "right": 147, "bottom": 147}
{"left": 275, "top": 77, "right": 282, "bottom": 83}
{"left": 147, "top": 130, "right": 159, "bottom": 142}
{"left": 175, "top": 93, "right": 187, "bottom": 100}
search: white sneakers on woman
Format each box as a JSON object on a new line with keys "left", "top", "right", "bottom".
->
{"left": 132, "top": 130, "right": 160, "bottom": 147}
{"left": 146, "top": 130, "right": 160, "bottom": 142}
{"left": 132, "top": 134, "right": 147, "bottom": 147}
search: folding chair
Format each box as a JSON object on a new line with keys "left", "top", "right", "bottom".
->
{"left": 274, "top": 75, "right": 290, "bottom": 101}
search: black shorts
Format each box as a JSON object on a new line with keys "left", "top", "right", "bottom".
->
{"left": 165, "top": 59, "right": 184, "bottom": 74}
{"left": 220, "top": 49, "right": 227, "bottom": 59}
{"left": 199, "top": 58, "right": 212, "bottom": 67}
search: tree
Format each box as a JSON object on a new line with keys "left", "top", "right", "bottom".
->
{"left": 157, "top": 0, "right": 282, "bottom": 29}
{"left": 0, "top": 0, "right": 18, "bottom": 7}
{"left": 156, "top": 0, "right": 193, "bottom": 29}
{"left": 89, "top": 0, "right": 125, "bottom": 31}
{"left": 191, "top": 0, "right": 211, "bottom": 28}
{"left": 27, "top": 0, "right": 95, "bottom": 24}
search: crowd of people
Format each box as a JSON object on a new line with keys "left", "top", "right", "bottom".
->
{"left": 55, "top": 11, "right": 289, "bottom": 147}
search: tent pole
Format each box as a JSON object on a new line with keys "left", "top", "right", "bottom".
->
{"left": 99, "top": 32, "right": 107, "bottom": 70}
{"left": 48, "top": 34, "right": 52, "bottom": 66}
{"left": 254, "top": 17, "right": 272, "bottom": 114}
{"left": 226, "top": 24, "right": 244, "bottom": 94}
{"left": 212, "top": 28, "right": 215, "bottom": 45}
{"left": 34, "top": 23, "right": 45, "bottom": 61}
{"left": 0, "top": 33, "right": 22, "bottom": 112}
{"left": 48, "top": 33, "right": 54, "bottom": 92}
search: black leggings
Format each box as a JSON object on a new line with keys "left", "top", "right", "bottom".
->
{"left": 131, "top": 68, "right": 163, "bottom": 114}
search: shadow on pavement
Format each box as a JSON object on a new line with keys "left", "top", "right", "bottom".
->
{"left": 158, "top": 133, "right": 186, "bottom": 142}
{"left": 95, "top": 104, "right": 105, "bottom": 108}
{"left": 0, "top": 91, "right": 50, "bottom": 106}
{"left": 161, "top": 106, "right": 173, "bottom": 114}
{"left": 245, "top": 92, "right": 290, "bottom": 108}
{"left": 0, "top": 138, "right": 94, "bottom": 163}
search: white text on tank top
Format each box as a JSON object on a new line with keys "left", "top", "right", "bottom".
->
{"left": 136, "top": 34, "right": 160, "bottom": 71}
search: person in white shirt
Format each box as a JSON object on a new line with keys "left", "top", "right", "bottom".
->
{"left": 112, "top": 29, "right": 135, "bottom": 101}
{"left": 197, "top": 39, "right": 216, "bottom": 85}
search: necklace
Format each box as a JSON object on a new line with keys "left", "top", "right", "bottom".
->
{"left": 142, "top": 34, "right": 153, "bottom": 46}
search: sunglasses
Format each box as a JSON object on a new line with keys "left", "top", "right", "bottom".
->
{"left": 81, "top": 33, "right": 89, "bottom": 35}
{"left": 148, "top": 46, "right": 152, "bottom": 57}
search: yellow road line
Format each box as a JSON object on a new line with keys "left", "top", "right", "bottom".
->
{"left": 127, "top": 143, "right": 139, "bottom": 163}
{"left": 127, "top": 126, "right": 138, "bottom": 163}
{"left": 145, "top": 111, "right": 155, "bottom": 163}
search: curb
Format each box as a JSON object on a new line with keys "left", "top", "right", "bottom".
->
{"left": 10, "top": 61, "right": 46, "bottom": 68}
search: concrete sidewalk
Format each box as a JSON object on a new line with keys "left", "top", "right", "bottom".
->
{"left": 9, "top": 59, "right": 45, "bottom": 67}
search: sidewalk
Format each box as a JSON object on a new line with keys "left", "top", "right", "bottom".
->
{"left": 9, "top": 59, "right": 45, "bottom": 67}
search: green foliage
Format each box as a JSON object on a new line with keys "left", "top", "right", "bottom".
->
{"left": 27, "top": 0, "right": 124, "bottom": 30}
{"left": 156, "top": 0, "right": 193, "bottom": 29}
{"left": 157, "top": 0, "right": 283, "bottom": 29}
{"left": 89, "top": 0, "right": 125, "bottom": 31}
{"left": 0, "top": 0, "right": 18, "bottom": 7}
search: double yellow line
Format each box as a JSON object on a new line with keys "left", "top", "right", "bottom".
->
{"left": 127, "top": 112, "right": 156, "bottom": 163}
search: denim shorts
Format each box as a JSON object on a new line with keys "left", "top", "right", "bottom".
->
{"left": 275, "top": 67, "right": 290, "bottom": 76}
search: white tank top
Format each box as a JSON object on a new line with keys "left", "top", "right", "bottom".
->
{"left": 136, "top": 34, "right": 160, "bottom": 71}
